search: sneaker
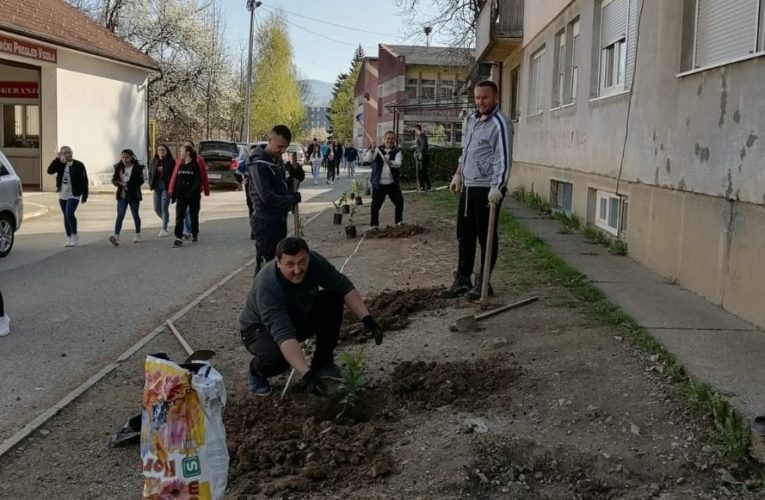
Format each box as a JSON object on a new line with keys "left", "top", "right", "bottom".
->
{"left": 133, "top": 233, "right": 142, "bottom": 243}
{"left": 64, "top": 237, "right": 74, "bottom": 247}
{"left": 158, "top": 229, "right": 169, "bottom": 238}
{"left": 367, "top": 225, "right": 379, "bottom": 232}
{"left": 0, "top": 314, "right": 9, "bottom": 337}
{"left": 396, "top": 221, "right": 405, "bottom": 226}
{"left": 439, "top": 274, "right": 473, "bottom": 298}
{"left": 314, "top": 363, "right": 343, "bottom": 381}
{"left": 109, "top": 235, "right": 120, "bottom": 247}
{"left": 173, "top": 239, "right": 183, "bottom": 248}
{"left": 71, "top": 234, "right": 79, "bottom": 246}
{"left": 248, "top": 372, "right": 272, "bottom": 396}
{"left": 182, "top": 232, "right": 191, "bottom": 240}
{"left": 464, "top": 278, "right": 494, "bottom": 301}
{"left": 191, "top": 235, "right": 198, "bottom": 243}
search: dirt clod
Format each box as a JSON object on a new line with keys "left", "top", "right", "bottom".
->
{"left": 365, "top": 224, "right": 428, "bottom": 239}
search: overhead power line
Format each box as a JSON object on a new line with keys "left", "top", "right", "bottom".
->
{"left": 280, "top": 16, "right": 377, "bottom": 51}
{"left": 261, "top": 3, "right": 399, "bottom": 39}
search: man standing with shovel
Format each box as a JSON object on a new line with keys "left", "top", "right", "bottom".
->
{"left": 440, "top": 80, "right": 512, "bottom": 300}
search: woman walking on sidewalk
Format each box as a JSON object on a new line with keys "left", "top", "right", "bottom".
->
{"left": 310, "top": 145, "right": 322, "bottom": 184}
{"left": 109, "top": 149, "right": 145, "bottom": 246}
{"left": 169, "top": 145, "right": 207, "bottom": 247}
{"left": 148, "top": 144, "right": 175, "bottom": 237}
{"left": 47, "top": 146, "right": 89, "bottom": 247}
{"left": 0, "top": 291, "right": 9, "bottom": 337}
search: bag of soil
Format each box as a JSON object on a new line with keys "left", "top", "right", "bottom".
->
{"left": 140, "top": 355, "right": 228, "bottom": 500}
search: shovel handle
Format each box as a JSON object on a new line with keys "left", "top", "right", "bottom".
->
{"left": 474, "top": 296, "right": 539, "bottom": 321}
{"left": 479, "top": 203, "right": 498, "bottom": 309}
{"left": 293, "top": 178, "right": 301, "bottom": 237}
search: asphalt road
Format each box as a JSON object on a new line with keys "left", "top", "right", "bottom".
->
{"left": 0, "top": 172, "right": 357, "bottom": 442}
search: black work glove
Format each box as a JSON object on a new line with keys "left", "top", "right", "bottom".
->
{"left": 362, "top": 315, "right": 384, "bottom": 345}
{"left": 287, "top": 163, "right": 306, "bottom": 182}
{"left": 292, "top": 192, "right": 302, "bottom": 204}
{"left": 302, "top": 370, "right": 328, "bottom": 397}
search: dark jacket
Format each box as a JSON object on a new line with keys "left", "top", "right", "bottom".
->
{"left": 239, "top": 250, "right": 355, "bottom": 344}
{"left": 47, "top": 159, "right": 89, "bottom": 202}
{"left": 169, "top": 159, "right": 202, "bottom": 200}
{"left": 148, "top": 156, "right": 175, "bottom": 190}
{"left": 248, "top": 146, "right": 297, "bottom": 221}
{"left": 415, "top": 132, "right": 429, "bottom": 157}
{"left": 111, "top": 162, "right": 145, "bottom": 201}
{"left": 369, "top": 147, "right": 402, "bottom": 190}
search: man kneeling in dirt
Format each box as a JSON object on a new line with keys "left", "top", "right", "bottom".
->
{"left": 240, "top": 237, "right": 384, "bottom": 397}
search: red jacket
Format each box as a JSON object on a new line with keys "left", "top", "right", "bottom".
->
{"left": 169, "top": 157, "right": 210, "bottom": 196}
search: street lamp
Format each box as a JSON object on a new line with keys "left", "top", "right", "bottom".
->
{"left": 424, "top": 26, "right": 432, "bottom": 47}
{"left": 242, "top": 0, "right": 262, "bottom": 143}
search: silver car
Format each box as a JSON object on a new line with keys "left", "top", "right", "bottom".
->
{"left": 0, "top": 150, "right": 23, "bottom": 258}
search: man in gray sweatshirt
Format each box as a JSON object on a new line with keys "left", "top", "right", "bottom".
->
{"left": 441, "top": 80, "right": 513, "bottom": 300}
{"left": 240, "top": 237, "right": 384, "bottom": 396}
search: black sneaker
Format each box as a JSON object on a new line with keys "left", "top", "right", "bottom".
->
{"left": 173, "top": 239, "right": 183, "bottom": 248}
{"left": 192, "top": 235, "right": 198, "bottom": 243}
{"left": 439, "top": 274, "right": 473, "bottom": 298}
{"left": 464, "top": 280, "right": 494, "bottom": 301}
{"left": 314, "top": 363, "right": 343, "bottom": 381}
{"left": 248, "top": 372, "right": 272, "bottom": 397}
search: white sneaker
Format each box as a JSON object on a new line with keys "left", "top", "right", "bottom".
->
{"left": 0, "top": 314, "right": 10, "bottom": 337}
{"left": 109, "top": 235, "right": 120, "bottom": 246}
{"left": 71, "top": 234, "right": 79, "bottom": 246}
{"left": 133, "top": 233, "right": 142, "bottom": 243}
{"left": 367, "top": 225, "right": 379, "bottom": 232}
{"left": 158, "top": 229, "right": 169, "bottom": 238}
{"left": 396, "top": 221, "right": 405, "bottom": 226}
{"left": 64, "top": 237, "right": 74, "bottom": 247}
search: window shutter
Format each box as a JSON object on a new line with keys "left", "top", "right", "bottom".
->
{"left": 625, "top": 0, "right": 638, "bottom": 88}
{"left": 695, "top": 0, "right": 758, "bottom": 68}
{"left": 601, "top": 0, "right": 628, "bottom": 49}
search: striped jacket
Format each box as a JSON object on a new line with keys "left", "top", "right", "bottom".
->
{"left": 459, "top": 105, "right": 513, "bottom": 189}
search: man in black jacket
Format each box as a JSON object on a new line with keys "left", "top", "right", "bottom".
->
{"left": 248, "top": 125, "right": 305, "bottom": 271}
{"left": 414, "top": 124, "right": 431, "bottom": 191}
{"left": 240, "top": 237, "right": 384, "bottom": 396}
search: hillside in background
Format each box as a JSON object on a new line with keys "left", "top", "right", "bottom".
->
{"left": 301, "top": 79, "right": 332, "bottom": 107}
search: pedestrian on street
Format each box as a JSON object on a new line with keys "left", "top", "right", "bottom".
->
{"left": 0, "top": 291, "right": 9, "bottom": 337}
{"left": 240, "top": 236, "right": 384, "bottom": 396}
{"left": 239, "top": 143, "right": 259, "bottom": 239}
{"left": 320, "top": 140, "right": 330, "bottom": 173}
{"left": 441, "top": 80, "right": 512, "bottom": 300}
{"left": 309, "top": 143, "right": 323, "bottom": 184}
{"left": 109, "top": 149, "right": 146, "bottom": 246}
{"left": 414, "top": 124, "right": 431, "bottom": 191}
{"left": 169, "top": 144, "right": 208, "bottom": 247}
{"left": 306, "top": 137, "right": 320, "bottom": 160}
{"left": 248, "top": 124, "right": 303, "bottom": 272}
{"left": 344, "top": 143, "right": 358, "bottom": 177}
{"left": 47, "top": 146, "right": 89, "bottom": 247}
{"left": 326, "top": 140, "right": 340, "bottom": 184}
{"left": 148, "top": 144, "right": 175, "bottom": 238}
{"left": 174, "top": 140, "right": 211, "bottom": 239}
{"left": 364, "top": 131, "right": 405, "bottom": 229}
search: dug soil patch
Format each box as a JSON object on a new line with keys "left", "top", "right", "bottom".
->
{"left": 226, "top": 357, "right": 516, "bottom": 497}
{"left": 340, "top": 287, "right": 447, "bottom": 343}
{"left": 366, "top": 224, "right": 428, "bottom": 239}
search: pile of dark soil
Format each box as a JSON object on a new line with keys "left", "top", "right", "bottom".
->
{"left": 366, "top": 224, "right": 428, "bottom": 239}
{"left": 226, "top": 357, "right": 516, "bottom": 497}
{"left": 341, "top": 287, "right": 446, "bottom": 343}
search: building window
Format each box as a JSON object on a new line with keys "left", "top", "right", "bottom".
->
{"left": 2, "top": 104, "right": 40, "bottom": 148}
{"left": 598, "top": 0, "right": 633, "bottom": 96}
{"left": 550, "top": 180, "right": 573, "bottom": 215}
{"left": 683, "top": 0, "right": 763, "bottom": 70}
{"left": 510, "top": 66, "right": 520, "bottom": 120}
{"left": 595, "top": 190, "right": 625, "bottom": 235}
{"left": 421, "top": 79, "right": 436, "bottom": 99}
{"left": 552, "top": 29, "right": 566, "bottom": 108}
{"left": 528, "top": 46, "right": 546, "bottom": 116}
{"left": 568, "top": 19, "right": 580, "bottom": 103}
{"left": 405, "top": 78, "right": 418, "bottom": 99}
{"left": 439, "top": 79, "right": 455, "bottom": 98}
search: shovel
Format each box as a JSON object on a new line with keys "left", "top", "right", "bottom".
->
{"left": 293, "top": 177, "right": 301, "bottom": 237}
{"left": 453, "top": 296, "right": 539, "bottom": 333}
{"left": 479, "top": 202, "right": 499, "bottom": 309}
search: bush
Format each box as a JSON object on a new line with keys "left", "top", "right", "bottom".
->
{"left": 400, "top": 147, "right": 462, "bottom": 183}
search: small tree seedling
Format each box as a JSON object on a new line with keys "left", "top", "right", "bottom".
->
{"left": 335, "top": 351, "right": 366, "bottom": 421}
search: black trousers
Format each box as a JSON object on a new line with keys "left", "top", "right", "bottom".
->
{"left": 244, "top": 182, "right": 254, "bottom": 218}
{"left": 0, "top": 290, "right": 4, "bottom": 317}
{"left": 327, "top": 162, "right": 336, "bottom": 182}
{"left": 246, "top": 290, "right": 344, "bottom": 378}
{"left": 456, "top": 186, "right": 502, "bottom": 279}
{"left": 370, "top": 184, "right": 404, "bottom": 226}
{"left": 416, "top": 154, "right": 431, "bottom": 190}
{"left": 252, "top": 217, "right": 287, "bottom": 272}
{"left": 174, "top": 195, "right": 200, "bottom": 239}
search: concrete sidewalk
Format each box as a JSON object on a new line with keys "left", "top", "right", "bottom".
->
{"left": 506, "top": 199, "right": 765, "bottom": 427}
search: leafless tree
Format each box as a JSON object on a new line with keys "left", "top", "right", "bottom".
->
{"left": 395, "top": 0, "right": 486, "bottom": 49}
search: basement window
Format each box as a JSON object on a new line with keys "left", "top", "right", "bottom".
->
{"left": 595, "top": 190, "right": 626, "bottom": 235}
{"left": 550, "top": 180, "right": 573, "bottom": 215}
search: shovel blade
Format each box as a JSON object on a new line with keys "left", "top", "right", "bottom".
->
{"left": 454, "top": 314, "right": 478, "bottom": 333}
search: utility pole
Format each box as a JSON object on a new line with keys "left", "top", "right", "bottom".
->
{"left": 242, "top": 0, "right": 262, "bottom": 143}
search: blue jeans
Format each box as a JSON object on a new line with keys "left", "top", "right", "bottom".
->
{"left": 58, "top": 198, "right": 80, "bottom": 237}
{"left": 115, "top": 198, "right": 141, "bottom": 235}
{"left": 153, "top": 181, "right": 170, "bottom": 231}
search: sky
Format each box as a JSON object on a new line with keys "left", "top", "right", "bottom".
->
{"left": 219, "top": 0, "right": 445, "bottom": 83}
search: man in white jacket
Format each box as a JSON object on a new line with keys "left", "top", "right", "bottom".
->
{"left": 364, "top": 131, "right": 405, "bottom": 229}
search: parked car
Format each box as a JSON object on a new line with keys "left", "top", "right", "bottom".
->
{"left": 282, "top": 143, "right": 306, "bottom": 165}
{"left": 0, "top": 150, "right": 23, "bottom": 258}
{"left": 197, "top": 140, "right": 240, "bottom": 189}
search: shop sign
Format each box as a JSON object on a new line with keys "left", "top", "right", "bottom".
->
{"left": 0, "top": 34, "right": 57, "bottom": 63}
{"left": 0, "top": 81, "right": 38, "bottom": 98}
